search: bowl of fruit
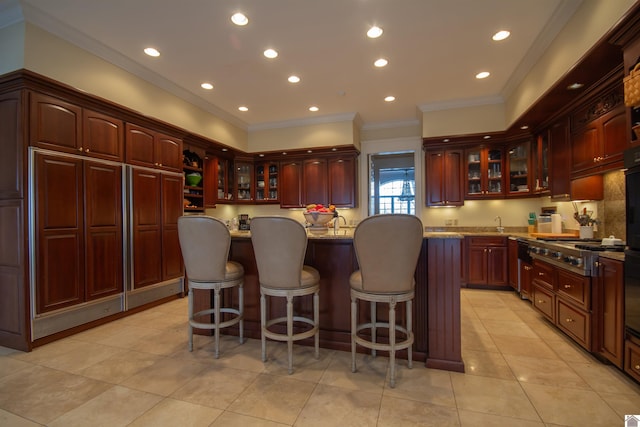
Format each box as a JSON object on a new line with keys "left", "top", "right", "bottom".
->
{"left": 303, "top": 204, "right": 336, "bottom": 229}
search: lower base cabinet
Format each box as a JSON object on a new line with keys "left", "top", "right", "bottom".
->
{"left": 466, "top": 236, "right": 508, "bottom": 288}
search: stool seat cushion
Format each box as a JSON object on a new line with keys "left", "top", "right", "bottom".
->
{"left": 349, "top": 270, "right": 415, "bottom": 294}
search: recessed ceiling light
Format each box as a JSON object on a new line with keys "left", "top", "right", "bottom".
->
{"left": 309, "top": 106, "right": 319, "bottom": 112}
{"left": 200, "top": 82, "right": 213, "bottom": 90}
{"left": 476, "top": 71, "right": 490, "bottom": 79}
{"left": 443, "top": 139, "right": 450, "bottom": 142}
{"left": 221, "top": 148, "right": 228, "bottom": 152}
{"left": 567, "top": 82, "right": 584, "bottom": 90}
{"left": 307, "top": 150, "right": 313, "bottom": 153}
{"left": 143, "top": 47, "right": 160, "bottom": 57}
{"left": 259, "top": 154, "right": 264, "bottom": 157}
{"left": 238, "top": 106, "right": 248, "bottom": 112}
{"left": 520, "top": 125, "right": 529, "bottom": 130}
{"left": 492, "top": 30, "right": 510, "bottom": 41}
{"left": 231, "top": 12, "right": 248, "bottom": 26}
{"left": 288, "top": 75, "right": 300, "bottom": 83}
{"left": 483, "top": 135, "right": 491, "bottom": 139}
{"left": 367, "top": 26, "right": 383, "bottom": 38}
{"left": 374, "top": 58, "right": 388, "bottom": 68}
{"left": 264, "top": 49, "right": 278, "bottom": 59}
{"left": 384, "top": 96, "right": 395, "bottom": 102}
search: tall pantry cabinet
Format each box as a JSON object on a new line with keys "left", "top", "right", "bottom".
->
{"left": 0, "top": 71, "right": 184, "bottom": 351}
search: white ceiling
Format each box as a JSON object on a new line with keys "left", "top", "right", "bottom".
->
{"left": 4, "top": 0, "right": 583, "bottom": 130}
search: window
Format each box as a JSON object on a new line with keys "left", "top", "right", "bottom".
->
{"left": 369, "top": 153, "right": 415, "bottom": 215}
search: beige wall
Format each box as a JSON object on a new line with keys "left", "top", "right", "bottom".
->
{"left": 422, "top": 103, "right": 506, "bottom": 138}
{"left": 247, "top": 118, "right": 358, "bottom": 153}
{"left": 18, "top": 23, "right": 249, "bottom": 150}
{"left": 0, "top": 22, "right": 24, "bottom": 75}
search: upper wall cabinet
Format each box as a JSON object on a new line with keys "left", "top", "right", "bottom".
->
{"left": 570, "top": 83, "right": 626, "bottom": 177}
{"left": 125, "top": 123, "right": 183, "bottom": 172}
{"left": 280, "top": 159, "right": 303, "bottom": 208}
{"left": 328, "top": 156, "right": 357, "bottom": 207}
{"left": 465, "top": 146, "right": 504, "bottom": 198}
{"left": 425, "top": 149, "right": 464, "bottom": 207}
{"left": 506, "top": 140, "right": 531, "bottom": 196}
{"left": 30, "top": 92, "right": 124, "bottom": 162}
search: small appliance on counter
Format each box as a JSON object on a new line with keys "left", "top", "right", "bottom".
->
{"left": 238, "top": 214, "right": 250, "bottom": 230}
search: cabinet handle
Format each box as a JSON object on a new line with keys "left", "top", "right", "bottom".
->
{"left": 635, "top": 365, "right": 640, "bottom": 371}
{"left": 85, "top": 148, "right": 90, "bottom": 153}
{"left": 488, "top": 249, "right": 492, "bottom": 253}
{"left": 538, "top": 272, "right": 544, "bottom": 276}
{"left": 565, "top": 318, "right": 574, "bottom": 323}
{"left": 78, "top": 146, "right": 83, "bottom": 151}
{"left": 538, "top": 299, "right": 545, "bottom": 304}
{"left": 594, "top": 261, "right": 600, "bottom": 268}
{"left": 563, "top": 284, "right": 571, "bottom": 289}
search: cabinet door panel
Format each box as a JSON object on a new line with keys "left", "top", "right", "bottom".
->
{"left": 280, "top": 161, "right": 302, "bottom": 208}
{"left": 444, "top": 150, "right": 464, "bottom": 205}
{"left": 303, "top": 159, "right": 328, "bottom": 205}
{"left": 602, "top": 109, "right": 627, "bottom": 162}
{"left": 34, "top": 153, "right": 84, "bottom": 313}
{"left": 83, "top": 110, "right": 124, "bottom": 161}
{"left": 487, "top": 246, "right": 508, "bottom": 286}
{"left": 0, "top": 92, "right": 23, "bottom": 199}
{"left": 426, "top": 151, "right": 445, "bottom": 206}
{"left": 161, "top": 174, "right": 184, "bottom": 280}
{"left": 467, "top": 246, "right": 487, "bottom": 284}
{"left": 571, "top": 125, "right": 598, "bottom": 172}
{"left": 131, "top": 169, "right": 162, "bottom": 288}
{"left": 84, "top": 162, "right": 123, "bottom": 299}
{"left": 156, "top": 133, "right": 183, "bottom": 172}
{"left": 30, "top": 93, "right": 81, "bottom": 153}
{"left": 125, "top": 124, "right": 155, "bottom": 167}
{"left": 328, "top": 158, "right": 355, "bottom": 207}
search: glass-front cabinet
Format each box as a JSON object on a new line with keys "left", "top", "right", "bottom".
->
{"left": 465, "top": 146, "right": 503, "bottom": 198}
{"left": 235, "top": 160, "right": 253, "bottom": 202}
{"left": 532, "top": 133, "right": 550, "bottom": 193}
{"left": 216, "top": 158, "right": 234, "bottom": 202}
{"left": 255, "top": 162, "right": 279, "bottom": 203}
{"left": 506, "top": 140, "right": 530, "bottom": 195}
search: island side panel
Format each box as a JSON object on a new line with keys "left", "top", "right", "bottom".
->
{"left": 426, "top": 238, "right": 464, "bottom": 372}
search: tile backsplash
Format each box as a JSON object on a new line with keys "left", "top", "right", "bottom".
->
{"left": 598, "top": 170, "right": 626, "bottom": 240}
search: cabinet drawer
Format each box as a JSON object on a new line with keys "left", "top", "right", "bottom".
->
{"left": 557, "top": 269, "right": 590, "bottom": 310}
{"left": 625, "top": 338, "right": 640, "bottom": 383}
{"left": 557, "top": 300, "right": 591, "bottom": 350}
{"left": 467, "top": 236, "right": 506, "bottom": 247}
{"left": 532, "top": 260, "right": 555, "bottom": 290}
{"left": 532, "top": 284, "right": 555, "bottom": 322}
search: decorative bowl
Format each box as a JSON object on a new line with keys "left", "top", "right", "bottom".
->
{"left": 185, "top": 173, "right": 202, "bottom": 187}
{"left": 303, "top": 211, "right": 335, "bottom": 227}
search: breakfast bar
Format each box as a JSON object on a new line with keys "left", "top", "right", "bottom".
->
{"left": 193, "top": 229, "right": 465, "bottom": 373}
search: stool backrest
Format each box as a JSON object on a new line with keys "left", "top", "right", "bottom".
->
{"left": 250, "top": 216, "right": 308, "bottom": 289}
{"left": 353, "top": 214, "right": 423, "bottom": 293}
{"left": 177, "top": 216, "right": 231, "bottom": 282}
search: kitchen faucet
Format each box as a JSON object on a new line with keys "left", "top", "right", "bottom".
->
{"left": 494, "top": 216, "right": 504, "bottom": 233}
{"left": 334, "top": 215, "right": 347, "bottom": 233}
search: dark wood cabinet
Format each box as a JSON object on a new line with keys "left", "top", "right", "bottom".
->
{"left": 625, "top": 335, "right": 640, "bottom": 383}
{"left": 594, "top": 257, "right": 624, "bottom": 368}
{"left": 465, "top": 146, "right": 504, "bottom": 198}
{"left": 571, "top": 85, "right": 626, "bottom": 177}
{"left": 303, "top": 158, "right": 328, "bottom": 206}
{"left": 328, "top": 156, "right": 356, "bottom": 207}
{"left": 520, "top": 261, "right": 533, "bottom": 300}
{"left": 532, "top": 259, "right": 556, "bottom": 322}
{"left": 30, "top": 93, "right": 124, "bottom": 162}
{"left": 34, "top": 151, "right": 123, "bottom": 313}
{"left": 506, "top": 140, "right": 531, "bottom": 195}
{"left": 466, "top": 236, "right": 508, "bottom": 287}
{"left": 254, "top": 162, "right": 279, "bottom": 203}
{"left": 280, "top": 160, "right": 303, "bottom": 208}
{"left": 131, "top": 168, "right": 183, "bottom": 289}
{"left": 425, "top": 149, "right": 464, "bottom": 206}
{"left": 234, "top": 160, "right": 254, "bottom": 202}
{"left": 548, "top": 118, "right": 572, "bottom": 198}
{"left": 125, "top": 123, "right": 182, "bottom": 172}
{"left": 508, "top": 238, "right": 518, "bottom": 290}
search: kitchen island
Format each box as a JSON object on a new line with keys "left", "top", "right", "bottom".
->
{"left": 193, "top": 228, "right": 465, "bottom": 373}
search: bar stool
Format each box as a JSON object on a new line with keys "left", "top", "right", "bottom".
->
{"left": 250, "top": 216, "right": 320, "bottom": 374}
{"left": 349, "top": 214, "right": 423, "bottom": 387}
{"left": 177, "top": 215, "right": 244, "bottom": 358}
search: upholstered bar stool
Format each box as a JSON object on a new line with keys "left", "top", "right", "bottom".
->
{"left": 177, "top": 215, "right": 244, "bottom": 358}
{"left": 349, "top": 214, "right": 423, "bottom": 388}
{"left": 250, "top": 216, "right": 320, "bottom": 374}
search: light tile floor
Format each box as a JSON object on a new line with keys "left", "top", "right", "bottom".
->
{"left": 1, "top": 289, "right": 640, "bottom": 426}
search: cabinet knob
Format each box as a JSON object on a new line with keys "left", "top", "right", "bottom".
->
{"left": 85, "top": 148, "right": 90, "bottom": 153}
{"left": 538, "top": 299, "right": 545, "bottom": 304}
{"left": 565, "top": 318, "right": 574, "bottom": 323}
{"left": 78, "top": 147, "right": 83, "bottom": 151}
{"left": 635, "top": 365, "right": 640, "bottom": 371}
{"left": 538, "top": 272, "right": 544, "bottom": 276}
{"left": 563, "top": 284, "right": 571, "bottom": 289}
{"left": 488, "top": 249, "right": 492, "bottom": 253}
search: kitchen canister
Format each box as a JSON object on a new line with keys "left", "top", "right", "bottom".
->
{"left": 551, "top": 214, "right": 562, "bottom": 234}
{"left": 579, "top": 226, "right": 594, "bottom": 239}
